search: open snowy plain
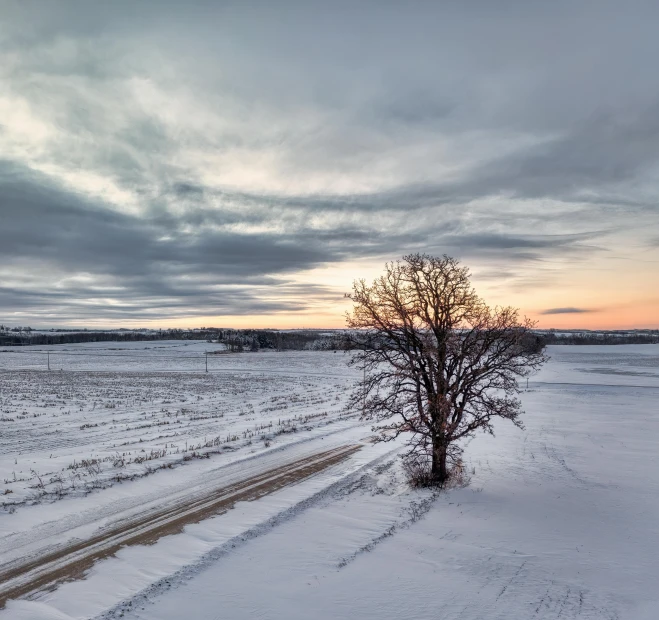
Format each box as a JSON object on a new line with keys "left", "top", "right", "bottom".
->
{"left": 1, "top": 343, "right": 658, "bottom": 619}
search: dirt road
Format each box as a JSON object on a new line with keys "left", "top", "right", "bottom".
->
{"left": 0, "top": 444, "right": 360, "bottom": 608}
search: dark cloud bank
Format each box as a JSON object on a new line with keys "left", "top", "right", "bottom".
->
{"left": 0, "top": 160, "right": 612, "bottom": 323}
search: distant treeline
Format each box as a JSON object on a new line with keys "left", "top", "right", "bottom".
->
{"left": 1, "top": 326, "right": 657, "bottom": 349}
{"left": 0, "top": 327, "right": 345, "bottom": 350}
{"left": 539, "top": 331, "right": 659, "bottom": 345}
{"left": 222, "top": 330, "right": 344, "bottom": 352}
{"left": 0, "top": 328, "right": 219, "bottom": 347}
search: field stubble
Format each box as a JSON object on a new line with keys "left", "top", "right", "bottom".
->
{"left": 0, "top": 349, "right": 359, "bottom": 510}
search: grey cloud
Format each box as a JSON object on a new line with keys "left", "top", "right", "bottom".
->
{"left": 0, "top": 162, "right": 332, "bottom": 279}
{"left": 0, "top": 162, "right": 419, "bottom": 323}
{"left": 171, "top": 182, "right": 205, "bottom": 197}
{"left": 0, "top": 273, "right": 346, "bottom": 324}
{"left": 0, "top": 157, "right": 615, "bottom": 325}
{"left": 480, "top": 109, "right": 659, "bottom": 204}
{"left": 541, "top": 307, "right": 597, "bottom": 315}
{"left": 376, "top": 93, "right": 455, "bottom": 128}
{"left": 437, "top": 232, "right": 603, "bottom": 252}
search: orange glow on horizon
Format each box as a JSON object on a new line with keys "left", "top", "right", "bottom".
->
{"left": 88, "top": 299, "right": 658, "bottom": 331}
{"left": 23, "top": 264, "right": 658, "bottom": 331}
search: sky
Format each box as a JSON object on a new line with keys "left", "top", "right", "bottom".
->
{"left": 1, "top": 1, "right": 658, "bottom": 330}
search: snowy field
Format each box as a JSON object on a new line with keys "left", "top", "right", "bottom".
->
{"left": 0, "top": 342, "right": 357, "bottom": 508}
{"left": 1, "top": 343, "right": 659, "bottom": 619}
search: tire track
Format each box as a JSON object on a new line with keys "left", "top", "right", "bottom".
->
{"left": 0, "top": 444, "right": 360, "bottom": 608}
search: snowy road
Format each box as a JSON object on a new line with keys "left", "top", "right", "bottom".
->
{"left": 0, "top": 444, "right": 361, "bottom": 608}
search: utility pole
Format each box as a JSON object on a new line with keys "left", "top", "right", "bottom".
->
{"left": 363, "top": 359, "right": 366, "bottom": 416}
{"left": 47, "top": 351, "right": 50, "bottom": 371}
{"left": 205, "top": 352, "right": 208, "bottom": 373}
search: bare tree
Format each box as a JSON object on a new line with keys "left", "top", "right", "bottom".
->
{"left": 346, "top": 254, "right": 547, "bottom": 485}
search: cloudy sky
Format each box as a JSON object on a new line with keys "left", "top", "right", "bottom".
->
{"left": 1, "top": 1, "right": 658, "bottom": 329}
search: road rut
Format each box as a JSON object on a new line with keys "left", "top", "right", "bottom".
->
{"left": 0, "top": 444, "right": 360, "bottom": 608}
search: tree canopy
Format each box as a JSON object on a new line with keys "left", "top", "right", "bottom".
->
{"left": 346, "top": 254, "right": 547, "bottom": 484}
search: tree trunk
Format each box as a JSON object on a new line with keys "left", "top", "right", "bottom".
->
{"left": 431, "top": 442, "right": 448, "bottom": 484}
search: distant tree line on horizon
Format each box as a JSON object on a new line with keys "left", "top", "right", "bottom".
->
{"left": 539, "top": 331, "right": 659, "bottom": 345}
{"left": 0, "top": 325, "right": 657, "bottom": 349}
{"left": 0, "top": 326, "right": 345, "bottom": 350}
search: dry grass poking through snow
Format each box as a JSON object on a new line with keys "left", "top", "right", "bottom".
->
{"left": 0, "top": 351, "right": 360, "bottom": 511}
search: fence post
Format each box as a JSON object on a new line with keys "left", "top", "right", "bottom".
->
{"left": 205, "top": 352, "right": 208, "bottom": 373}
{"left": 47, "top": 351, "right": 50, "bottom": 371}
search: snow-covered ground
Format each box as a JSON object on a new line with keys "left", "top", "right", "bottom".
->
{"left": 2, "top": 344, "right": 659, "bottom": 619}
{"left": 0, "top": 344, "right": 357, "bottom": 508}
